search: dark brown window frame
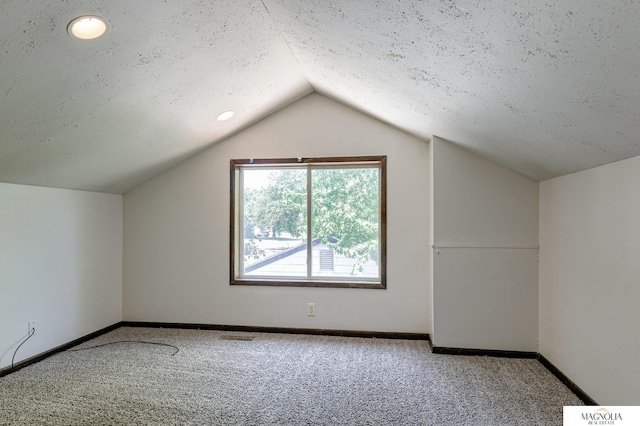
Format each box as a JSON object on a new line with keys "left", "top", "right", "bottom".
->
{"left": 230, "top": 156, "right": 387, "bottom": 289}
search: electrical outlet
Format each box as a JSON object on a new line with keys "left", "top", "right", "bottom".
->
{"left": 28, "top": 320, "right": 37, "bottom": 336}
{"left": 307, "top": 303, "right": 316, "bottom": 316}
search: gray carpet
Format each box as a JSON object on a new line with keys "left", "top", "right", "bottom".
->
{"left": 0, "top": 327, "right": 582, "bottom": 425}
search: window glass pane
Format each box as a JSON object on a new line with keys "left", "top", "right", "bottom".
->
{"left": 242, "top": 168, "right": 307, "bottom": 277}
{"left": 231, "top": 157, "right": 386, "bottom": 288}
{"left": 311, "top": 167, "right": 380, "bottom": 279}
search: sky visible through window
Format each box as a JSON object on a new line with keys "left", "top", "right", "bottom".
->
{"left": 243, "top": 169, "right": 273, "bottom": 191}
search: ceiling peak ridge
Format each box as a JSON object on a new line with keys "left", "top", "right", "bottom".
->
{"left": 260, "top": 0, "right": 309, "bottom": 83}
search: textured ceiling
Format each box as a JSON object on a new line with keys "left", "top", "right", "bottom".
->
{"left": 0, "top": 0, "right": 311, "bottom": 193}
{"left": 2, "top": 1, "right": 640, "bottom": 193}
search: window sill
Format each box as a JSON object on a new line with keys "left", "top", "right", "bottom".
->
{"left": 230, "top": 278, "right": 386, "bottom": 289}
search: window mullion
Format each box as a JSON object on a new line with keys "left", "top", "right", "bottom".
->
{"left": 238, "top": 169, "right": 245, "bottom": 277}
{"left": 306, "top": 167, "right": 312, "bottom": 278}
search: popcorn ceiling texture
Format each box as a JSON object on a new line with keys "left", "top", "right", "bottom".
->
{"left": 0, "top": 0, "right": 311, "bottom": 193}
{"left": 1, "top": 0, "right": 640, "bottom": 192}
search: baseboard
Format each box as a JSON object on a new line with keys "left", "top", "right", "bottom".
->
{"left": 537, "top": 354, "right": 598, "bottom": 406}
{"left": 432, "top": 346, "right": 537, "bottom": 359}
{"left": 0, "top": 322, "right": 123, "bottom": 378}
{"left": 1, "top": 321, "right": 428, "bottom": 378}
{"left": 430, "top": 345, "right": 598, "bottom": 405}
{"left": 0, "top": 321, "right": 597, "bottom": 406}
{"left": 120, "top": 321, "right": 431, "bottom": 341}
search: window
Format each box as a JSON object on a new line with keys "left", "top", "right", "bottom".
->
{"left": 230, "top": 156, "right": 386, "bottom": 288}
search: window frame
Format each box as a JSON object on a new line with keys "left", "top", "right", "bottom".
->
{"left": 230, "top": 156, "right": 387, "bottom": 289}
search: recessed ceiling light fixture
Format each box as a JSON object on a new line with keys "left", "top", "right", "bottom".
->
{"left": 67, "top": 15, "right": 108, "bottom": 40}
{"left": 216, "top": 110, "right": 234, "bottom": 121}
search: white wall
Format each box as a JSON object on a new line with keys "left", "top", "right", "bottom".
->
{"left": 431, "top": 137, "right": 539, "bottom": 351}
{"left": 123, "top": 93, "right": 431, "bottom": 333}
{"left": 539, "top": 156, "right": 640, "bottom": 405}
{"left": 0, "top": 184, "right": 122, "bottom": 369}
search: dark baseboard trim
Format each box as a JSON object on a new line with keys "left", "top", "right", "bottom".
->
{"left": 430, "top": 345, "right": 598, "bottom": 405}
{"left": 0, "top": 322, "right": 123, "bottom": 378}
{"left": 432, "top": 346, "right": 537, "bottom": 359}
{"left": 537, "top": 354, "right": 598, "bottom": 406}
{"left": 120, "top": 321, "right": 431, "bottom": 341}
{"left": 0, "top": 320, "right": 597, "bottom": 407}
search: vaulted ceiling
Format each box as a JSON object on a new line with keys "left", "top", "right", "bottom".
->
{"left": 2, "top": 1, "right": 640, "bottom": 193}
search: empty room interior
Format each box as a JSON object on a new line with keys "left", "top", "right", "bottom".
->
{"left": 1, "top": 0, "right": 639, "bottom": 423}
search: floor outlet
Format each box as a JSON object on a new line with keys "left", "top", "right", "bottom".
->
{"left": 307, "top": 303, "right": 316, "bottom": 316}
{"left": 28, "top": 320, "right": 37, "bottom": 336}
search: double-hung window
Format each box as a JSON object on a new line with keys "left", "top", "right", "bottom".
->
{"left": 230, "top": 156, "right": 386, "bottom": 288}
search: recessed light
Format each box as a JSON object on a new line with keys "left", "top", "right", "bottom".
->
{"left": 216, "top": 110, "right": 234, "bottom": 121}
{"left": 67, "top": 16, "right": 108, "bottom": 40}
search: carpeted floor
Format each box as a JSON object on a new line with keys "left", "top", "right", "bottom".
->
{"left": 0, "top": 327, "right": 582, "bottom": 425}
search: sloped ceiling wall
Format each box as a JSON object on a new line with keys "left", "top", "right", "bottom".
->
{"left": 2, "top": 1, "right": 640, "bottom": 193}
{"left": 266, "top": 1, "right": 640, "bottom": 180}
{"left": 0, "top": 1, "right": 311, "bottom": 193}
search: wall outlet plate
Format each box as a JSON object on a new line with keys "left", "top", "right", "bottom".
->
{"left": 28, "top": 320, "right": 37, "bottom": 335}
{"left": 307, "top": 303, "right": 316, "bottom": 316}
